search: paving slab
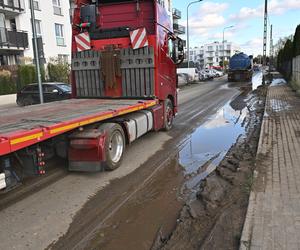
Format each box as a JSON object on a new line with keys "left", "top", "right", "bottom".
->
{"left": 240, "top": 85, "right": 300, "bottom": 250}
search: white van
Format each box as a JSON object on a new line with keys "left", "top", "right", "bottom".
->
{"left": 177, "top": 68, "right": 199, "bottom": 82}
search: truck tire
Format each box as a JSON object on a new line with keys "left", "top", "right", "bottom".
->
{"left": 163, "top": 98, "right": 174, "bottom": 131}
{"left": 103, "top": 123, "right": 126, "bottom": 171}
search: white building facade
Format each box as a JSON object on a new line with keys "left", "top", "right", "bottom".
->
{"left": 189, "top": 41, "right": 241, "bottom": 68}
{"left": 0, "top": 0, "right": 71, "bottom": 65}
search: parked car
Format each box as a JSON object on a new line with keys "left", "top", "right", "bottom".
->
{"left": 202, "top": 69, "right": 214, "bottom": 79}
{"left": 211, "top": 69, "right": 224, "bottom": 77}
{"left": 16, "top": 82, "right": 72, "bottom": 106}
{"left": 177, "top": 68, "right": 199, "bottom": 82}
{"left": 199, "top": 71, "right": 209, "bottom": 81}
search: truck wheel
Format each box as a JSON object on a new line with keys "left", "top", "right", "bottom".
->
{"left": 164, "top": 98, "right": 174, "bottom": 131}
{"left": 103, "top": 123, "right": 125, "bottom": 171}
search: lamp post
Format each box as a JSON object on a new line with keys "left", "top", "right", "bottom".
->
{"left": 29, "top": 0, "right": 43, "bottom": 104}
{"left": 222, "top": 25, "right": 234, "bottom": 72}
{"left": 187, "top": 0, "right": 203, "bottom": 68}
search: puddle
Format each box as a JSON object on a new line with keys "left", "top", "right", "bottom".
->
{"left": 252, "top": 71, "right": 263, "bottom": 90}
{"left": 179, "top": 101, "right": 248, "bottom": 194}
{"left": 270, "top": 78, "right": 287, "bottom": 86}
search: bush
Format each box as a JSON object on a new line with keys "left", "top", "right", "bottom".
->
{"left": 47, "top": 58, "right": 70, "bottom": 83}
{"left": 293, "top": 25, "right": 300, "bottom": 57}
{"left": 0, "top": 70, "right": 16, "bottom": 95}
{"left": 17, "top": 64, "right": 35, "bottom": 88}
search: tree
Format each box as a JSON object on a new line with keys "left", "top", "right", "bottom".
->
{"left": 47, "top": 57, "right": 70, "bottom": 83}
{"left": 293, "top": 25, "right": 300, "bottom": 56}
{"left": 282, "top": 39, "right": 294, "bottom": 61}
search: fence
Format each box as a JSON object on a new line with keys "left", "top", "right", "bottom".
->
{"left": 292, "top": 56, "right": 300, "bottom": 89}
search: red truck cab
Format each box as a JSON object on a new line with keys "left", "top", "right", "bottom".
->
{"left": 71, "top": 0, "right": 183, "bottom": 112}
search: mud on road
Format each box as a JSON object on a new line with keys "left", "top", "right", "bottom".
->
{"left": 48, "top": 82, "right": 267, "bottom": 250}
{"left": 157, "top": 85, "right": 267, "bottom": 250}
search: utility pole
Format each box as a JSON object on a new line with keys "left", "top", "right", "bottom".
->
{"left": 222, "top": 25, "right": 234, "bottom": 73}
{"left": 29, "top": 0, "right": 43, "bottom": 104}
{"left": 269, "top": 24, "right": 273, "bottom": 70}
{"left": 262, "top": 0, "right": 268, "bottom": 67}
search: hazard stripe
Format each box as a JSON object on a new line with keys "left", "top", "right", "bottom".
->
{"left": 130, "top": 29, "right": 139, "bottom": 42}
{"left": 132, "top": 28, "right": 144, "bottom": 47}
{"left": 135, "top": 30, "right": 148, "bottom": 49}
{"left": 10, "top": 132, "right": 43, "bottom": 145}
{"left": 75, "top": 37, "right": 90, "bottom": 50}
{"left": 130, "top": 28, "right": 148, "bottom": 50}
{"left": 75, "top": 32, "right": 91, "bottom": 52}
{"left": 77, "top": 33, "right": 90, "bottom": 46}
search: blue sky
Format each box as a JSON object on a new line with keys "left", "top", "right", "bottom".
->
{"left": 172, "top": 0, "right": 300, "bottom": 56}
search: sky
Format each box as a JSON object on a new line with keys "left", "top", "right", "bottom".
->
{"left": 172, "top": 0, "right": 300, "bottom": 56}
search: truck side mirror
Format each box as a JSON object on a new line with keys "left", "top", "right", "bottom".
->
{"left": 178, "top": 39, "right": 184, "bottom": 52}
{"left": 176, "top": 38, "right": 184, "bottom": 65}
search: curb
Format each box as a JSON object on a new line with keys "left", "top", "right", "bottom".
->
{"left": 239, "top": 86, "right": 269, "bottom": 250}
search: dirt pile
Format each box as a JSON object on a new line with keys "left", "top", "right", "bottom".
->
{"left": 154, "top": 86, "right": 267, "bottom": 250}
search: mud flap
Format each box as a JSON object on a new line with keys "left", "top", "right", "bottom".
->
{"left": 68, "top": 128, "right": 107, "bottom": 172}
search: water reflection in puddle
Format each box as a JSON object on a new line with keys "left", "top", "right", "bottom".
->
{"left": 179, "top": 100, "right": 248, "bottom": 192}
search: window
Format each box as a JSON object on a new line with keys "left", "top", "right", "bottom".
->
{"left": 35, "top": 20, "right": 42, "bottom": 36}
{"left": 52, "top": 0, "right": 62, "bottom": 15}
{"left": 55, "top": 23, "right": 65, "bottom": 46}
{"left": 0, "top": 13, "right": 7, "bottom": 44}
{"left": 22, "top": 85, "right": 39, "bottom": 93}
{"left": 58, "top": 54, "right": 69, "bottom": 62}
{"left": 30, "top": 0, "right": 40, "bottom": 10}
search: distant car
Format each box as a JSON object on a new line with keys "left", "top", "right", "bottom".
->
{"left": 16, "top": 82, "right": 72, "bottom": 106}
{"left": 177, "top": 73, "right": 189, "bottom": 87}
{"left": 211, "top": 69, "right": 224, "bottom": 77}
{"left": 199, "top": 71, "right": 209, "bottom": 81}
{"left": 202, "top": 69, "right": 214, "bottom": 79}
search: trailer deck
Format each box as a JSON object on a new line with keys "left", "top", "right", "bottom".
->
{"left": 0, "top": 98, "right": 157, "bottom": 156}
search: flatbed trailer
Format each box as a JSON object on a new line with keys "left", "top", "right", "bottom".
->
{"left": 0, "top": 99, "right": 157, "bottom": 156}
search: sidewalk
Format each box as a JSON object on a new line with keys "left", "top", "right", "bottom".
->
{"left": 240, "top": 85, "right": 300, "bottom": 250}
{"left": 0, "top": 94, "right": 16, "bottom": 105}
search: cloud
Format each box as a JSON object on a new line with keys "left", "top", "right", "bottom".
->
{"left": 187, "top": 2, "right": 228, "bottom": 37}
{"left": 240, "top": 38, "right": 263, "bottom": 56}
{"left": 230, "top": 0, "right": 300, "bottom": 22}
{"left": 229, "top": 7, "right": 261, "bottom": 21}
{"left": 197, "top": 2, "right": 229, "bottom": 15}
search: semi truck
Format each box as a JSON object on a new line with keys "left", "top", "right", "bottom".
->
{"left": 0, "top": 0, "right": 184, "bottom": 190}
{"left": 228, "top": 52, "right": 253, "bottom": 82}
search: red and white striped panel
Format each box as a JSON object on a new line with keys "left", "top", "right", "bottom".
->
{"left": 130, "top": 28, "right": 149, "bottom": 50}
{"left": 75, "top": 32, "right": 91, "bottom": 52}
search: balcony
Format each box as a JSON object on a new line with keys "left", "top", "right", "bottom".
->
{"left": 173, "top": 23, "right": 185, "bottom": 35}
{"left": 172, "top": 8, "right": 181, "bottom": 19}
{"left": 0, "top": 28, "right": 28, "bottom": 49}
{"left": 0, "top": 0, "right": 24, "bottom": 16}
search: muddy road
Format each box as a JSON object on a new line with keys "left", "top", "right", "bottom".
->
{"left": 0, "top": 77, "right": 251, "bottom": 250}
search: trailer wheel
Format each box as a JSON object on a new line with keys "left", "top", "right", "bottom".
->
{"left": 103, "top": 123, "right": 125, "bottom": 171}
{"left": 164, "top": 98, "right": 174, "bottom": 131}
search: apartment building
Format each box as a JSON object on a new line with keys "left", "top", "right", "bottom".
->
{"left": 0, "top": 0, "right": 71, "bottom": 66}
{"left": 189, "top": 41, "right": 241, "bottom": 68}
{"left": 172, "top": 8, "right": 185, "bottom": 36}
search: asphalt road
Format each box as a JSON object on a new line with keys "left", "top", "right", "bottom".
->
{"left": 0, "top": 77, "right": 241, "bottom": 250}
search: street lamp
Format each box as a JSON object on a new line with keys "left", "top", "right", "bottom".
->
{"left": 29, "top": 0, "right": 43, "bottom": 104}
{"left": 222, "top": 25, "right": 234, "bottom": 71}
{"left": 187, "top": 0, "right": 203, "bottom": 68}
